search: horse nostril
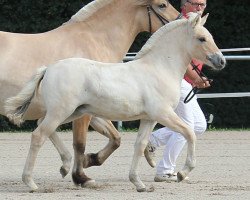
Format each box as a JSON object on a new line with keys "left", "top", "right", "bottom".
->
{"left": 220, "top": 57, "right": 226, "bottom": 66}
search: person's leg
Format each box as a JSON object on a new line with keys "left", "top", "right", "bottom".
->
{"left": 192, "top": 98, "right": 207, "bottom": 136}
{"left": 150, "top": 127, "right": 175, "bottom": 147}
{"left": 156, "top": 132, "right": 186, "bottom": 175}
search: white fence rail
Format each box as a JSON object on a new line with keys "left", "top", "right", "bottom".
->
{"left": 197, "top": 92, "right": 250, "bottom": 98}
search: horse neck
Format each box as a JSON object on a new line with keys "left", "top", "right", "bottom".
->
{"left": 141, "top": 25, "right": 192, "bottom": 78}
{"left": 61, "top": 0, "right": 143, "bottom": 62}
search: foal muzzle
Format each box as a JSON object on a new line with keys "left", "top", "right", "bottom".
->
{"left": 207, "top": 53, "right": 226, "bottom": 70}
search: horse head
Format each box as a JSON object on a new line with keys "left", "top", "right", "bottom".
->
{"left": 187, "top": 13, "right": 226, "bottom": 70}
{"left": 136, "top": 0, "right": 180, "bottom": 33}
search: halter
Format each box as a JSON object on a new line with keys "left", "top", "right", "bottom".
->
{"left": 184, "top": 61, "right": 213, "bottom": 103}
{"left": 147, "top": 5, "right": 183, "bottom": 34}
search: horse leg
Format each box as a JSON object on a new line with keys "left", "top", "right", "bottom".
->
{"left": 129, "top": 119, "right": 156, "bottom": 192}
{"left": 71, "top": 115, "right": 95, "bottom": 187}
{"left": 22, "top": 117, "right": 61, "bottom": 191}
{"left": 37, "top": 118, "right": 72, "bottom": 178}
{"left": 156, "top": 109, "right": 197, "bottom": 182}
{"left": 71, "top": 116, "right": 121, "bottom": 187}
{"left": 83, "top": 117, "right": 121, "bottom": 168}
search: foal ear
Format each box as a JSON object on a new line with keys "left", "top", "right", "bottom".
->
{"left": 200, "top": 13, "right": 209, "bottom": 26}
{"left": 190, "top": 14, "right": 201, "bottom": 28}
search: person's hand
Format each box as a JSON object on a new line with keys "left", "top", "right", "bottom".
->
{"left": 192, "top": 77, "right": 211, "bottom": 88}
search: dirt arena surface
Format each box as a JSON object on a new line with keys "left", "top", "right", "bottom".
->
{"left": 0, "top": 130, "right": 250, "bottom": 199}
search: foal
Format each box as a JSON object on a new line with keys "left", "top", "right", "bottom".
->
{"left": 5, "top": 14, "right": 225, "bottom": 192}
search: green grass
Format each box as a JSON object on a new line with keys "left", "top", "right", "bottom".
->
{"left": 207, "top": 125, "right": 250, "bottom": 131}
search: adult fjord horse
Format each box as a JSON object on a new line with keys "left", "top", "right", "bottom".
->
{"left": 0, "top": 0, "right": 179, "bottom": 187}
{"left": 5, "top": 14, "right": 226, "bottom": 192}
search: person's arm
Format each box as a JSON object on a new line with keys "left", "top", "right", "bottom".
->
{"left": 185, "top": 64, "right": 211, "bottom": 88}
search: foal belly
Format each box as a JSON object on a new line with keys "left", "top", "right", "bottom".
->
{"left": 88, "top": 99, "right": 146, "bottom": 121}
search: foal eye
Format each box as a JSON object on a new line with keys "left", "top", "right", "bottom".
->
{"left": 198, "top": 37, "right": 206, "bottom": 42}
{"left": 159, "top": 3, "right": 166, "bottom": 9}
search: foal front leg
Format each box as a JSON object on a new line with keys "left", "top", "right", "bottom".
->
{"left": 156, "top": 109, "right": 197, "bottom": 182}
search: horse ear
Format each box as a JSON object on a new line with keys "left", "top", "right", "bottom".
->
{"left": 200, "top": 13, "right": 209, "bottom": 26}
{"left": 190, "top": 14, "right": 201, "bottom": 28}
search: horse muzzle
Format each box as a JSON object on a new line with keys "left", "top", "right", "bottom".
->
{"left": 207, "top": 53, "right": 226, "bottom": 70}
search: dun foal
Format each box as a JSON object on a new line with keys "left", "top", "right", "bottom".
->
{"left": 5, "top": 14, "right": 226, "bottom": 192}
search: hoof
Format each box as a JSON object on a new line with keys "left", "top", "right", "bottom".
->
{"left": 81, "top": 179, "right": 96, "bottom": 188}
{"left": 28, "top": 186, "right": 38, "bottom": 193}
{"left": 144, "top": 145, "right": 156, "bottom": 168}
{"left": 177, "top": 171, "right": 185, "bottom": 182}
{"left": 60, "top": 166, "right": 70, "bottom": 178}
{"left": 136, "top": 185, "right": 155, "bottom": 192}
{"left": 23, "top": 175, "right": 38, "bottom": 192}
{"left": 145, "top": 157, "right": 156, "bottom": 168}
{"left": 137, "top": 187, "right": 147, "bottom": 192}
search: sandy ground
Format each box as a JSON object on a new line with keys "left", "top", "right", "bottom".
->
{"left": 0, "top": 130, "right": 250, "bottom": 200}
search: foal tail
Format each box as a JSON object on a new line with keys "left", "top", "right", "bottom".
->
{"left": 4, "top": 66, "right": 47, "bottom": 126}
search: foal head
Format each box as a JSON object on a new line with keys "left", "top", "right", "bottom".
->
{"left": 186, "top": 13, "right": 226, "bottom": 70}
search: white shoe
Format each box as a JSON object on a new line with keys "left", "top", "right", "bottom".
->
{"left": 144, "top": 142, "right": 156, "bottom": 167}
{"left": 154, "top": 173, "right": 189, "bottom": 182}
{"left": 154, "top": 173, "right": 177, "bottom": 182}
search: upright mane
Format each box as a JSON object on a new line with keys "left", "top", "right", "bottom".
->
{"left": 65, "top": 0, "right": 150, "bottom": 24}
{"left": 66, "top": 0, "right": 114, "bottom": 23}
{"left": 135, "top": 19, "right": 187, "bottom": 59}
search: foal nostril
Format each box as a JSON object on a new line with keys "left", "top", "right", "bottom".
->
{"left": 220, "top": 57, "right": 226, "bottom": 67}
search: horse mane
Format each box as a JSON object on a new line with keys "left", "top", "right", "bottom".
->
{"left": 65, "top": 0, "right": 150, "bottom": 24}
{"left": 135, "top": 19, "right": 187, "bottom": 59}
{"left": 65, "top": 0, "right": 113, "bottom": 23}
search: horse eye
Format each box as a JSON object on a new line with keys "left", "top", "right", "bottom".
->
{"left": 159, "top": 3, "right": 166, "bottom": 9}
{"left": 198, "top": 37, "right": 206, "bottom": 42}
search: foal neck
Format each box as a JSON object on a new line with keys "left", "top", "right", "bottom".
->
{"left": 139, "top": 22, "right": 192, "bottom": 76}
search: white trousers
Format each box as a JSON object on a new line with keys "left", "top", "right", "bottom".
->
{"left": 150, "top": 79, "right": 207, "bottom": 175}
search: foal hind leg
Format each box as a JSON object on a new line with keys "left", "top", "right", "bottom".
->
{"left": 156, "top": 109, "right": 197, "bottom": 182}
{"left": 72, "top": 115, "right": 95, "bottom": 187}
{"left": 83, "top": 117, "right": 121, "bottom": 168}
{"left": 37, "top": 118, "right": 72, "bottom": 178}
{"left": 22, "top": 117, "right": 62, "bottom": 191}
{"left": 49, "top": 133, "right": 72, "bottom": 177}
{"left": 129, "top": 120, "right": 156, "bottom": 192}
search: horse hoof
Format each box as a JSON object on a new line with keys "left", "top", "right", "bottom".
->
{"left": 60, "top": 166, "right": 70, "bottom": 178}
{"left": 23, "top": 175, "right": 39, "bottom": 192}
{"left": 81, "top": 179, "right": 96, "bottom": 188}
{"left": 144, "top": 144, "right": 156, "bottom": 168}
{"left": 145, "top": 157, "right": 156, "bottom": 168}
{"left": 177, "top": 171, "right": 185, "bottom": 182}
{"left": 137, "top": 187, "right": 147, "bottom": 192}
